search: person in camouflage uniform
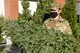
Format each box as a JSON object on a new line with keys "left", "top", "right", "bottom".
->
{"left": 43, "top": 3, "right": 72, "bottom": 35}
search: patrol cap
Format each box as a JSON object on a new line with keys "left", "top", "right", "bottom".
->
{"left": 50, "top": 3, "right": 61, "bottom": 10}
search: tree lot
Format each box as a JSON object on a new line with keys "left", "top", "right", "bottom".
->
{"left": 0, "top": 0, "right": 80, "bottom": 53}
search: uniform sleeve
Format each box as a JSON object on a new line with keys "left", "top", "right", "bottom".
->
{"left": 42, "top": 20, "right": 47, "bottom": 28}
{"left": 64, "top": 21, "right": 72, "bottom": 35}
{"left": 43, "top": 19, "right": 49, "bottom": 28}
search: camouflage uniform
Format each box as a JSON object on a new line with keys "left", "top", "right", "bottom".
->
{"left": 43, "top": 17, "right": 72, "bottom": 35}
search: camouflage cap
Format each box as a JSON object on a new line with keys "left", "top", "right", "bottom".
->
{"left": 50, "top": 3, "right": 61, "bottom": 9}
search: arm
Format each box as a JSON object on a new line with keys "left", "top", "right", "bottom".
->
{"left": 65, "top": 21, "right": 72, "bottom": 35}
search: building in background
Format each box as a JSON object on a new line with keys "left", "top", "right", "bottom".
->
{"left": 4, "top": 0, "right": 38, "bottom": 20}
{"left": 4, "top": 0, "right": 18, "bottom": 20}
{"left": 4, "top": 0, "right": 66, "bottom": 20}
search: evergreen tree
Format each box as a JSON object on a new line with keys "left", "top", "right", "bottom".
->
{"left": 21, "top": 0, "right": 31, "bottom": 20}
{"left": 61, "top": 0, "right": 78, "bottom": 37}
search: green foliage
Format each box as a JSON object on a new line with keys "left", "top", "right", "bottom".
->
{"left": 0, "top": 16, "right": 4, "bottom": 32}
{"left": 32, "top": 0, "right": 54, "bottom": 24}
{"left": 61, "top": 0, "right": 78, "bottom": 37}
{"left": 0, "top": 16, "right": 4, "bottom": 53}
{"left": 61, "top": 1, "right": 80, "bottom": 51}
{"left": 2, "top": 19, "right": 79, "bottom": 53}
{"left": 0, "top": 51, "right": 2, "bottom": 53}
{"left": 1, "top": 0, "right": 80, "bottom": 53}
{"left": 0, "top": 16, "right": 4, "bottom": 42}
{"left": 21, "top": 0, "right": 31, "bottom": 20}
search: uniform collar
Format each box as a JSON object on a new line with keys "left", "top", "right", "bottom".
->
{"left": 50, "top": 16, "right": 65, "bottom": 22}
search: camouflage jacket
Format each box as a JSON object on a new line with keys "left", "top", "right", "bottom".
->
{"left": 43, "top": 17, "right": 72, "bottom": 35}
